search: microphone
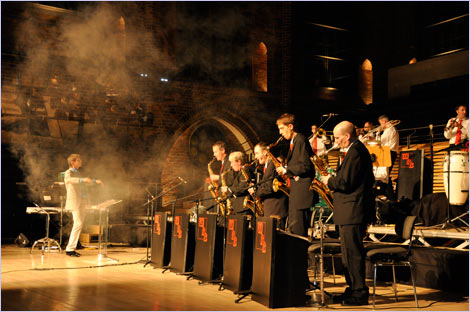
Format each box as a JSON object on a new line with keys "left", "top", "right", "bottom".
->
{"left": 429, "top": 124, "right": 434, "bottom": 137}
{"left": 322, "top": 113, "right": 339, "bottom": 117}
{"left": 178, "top": 176, "right": 188, "bottom": 184}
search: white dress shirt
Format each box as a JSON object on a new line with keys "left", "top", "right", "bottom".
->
{"left": 380, "top": 126, "right": 399, "bottom": 152}
{"left": 444, "top": 117, "right": 469, "bottom": 145}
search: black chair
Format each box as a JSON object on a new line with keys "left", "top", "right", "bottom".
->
{"left": 308, "top": 206, "right": 341, "bottom": 287}
{"left": 308, "top": 238, "right": 342, "bottom": 287}
{"left": 366, "top": 215, "right": 418, "bottom": 308}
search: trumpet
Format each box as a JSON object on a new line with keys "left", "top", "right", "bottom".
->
{"left": 316, "top": 128, "right": 327, "bottom": 137}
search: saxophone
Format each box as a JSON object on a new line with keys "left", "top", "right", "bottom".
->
{"left": 266, "top": 136, "right": 290, "bottom": 196}
{"left": 220, "top": 169, "right": 233, "bottom": 215}
{"left": 241, "top": 166, "right": 264, "bottom": 217}
{"left": 207, "top": 158, "right": 227, "bottom": 215}
{"left": 309, "top": 155, "right": 334, "bottom": 210}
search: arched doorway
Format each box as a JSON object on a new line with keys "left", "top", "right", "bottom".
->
{"left": 160, "top": 116, "right": 256, "bottom": 210}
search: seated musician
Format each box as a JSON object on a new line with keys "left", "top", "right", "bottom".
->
{"left": 444, "top": 104, "right": 469, "bottom": 148}
{"left": 248, "top": 142, "right": 288, "bottom": 229}
{"left": 221, "top": 151, "right": 253, "bottom": 215}
{"left": 64, "top": 154, "right": 103, "bottom": 257}
{"left": 358, "top": 121, "right": 375, "bottom": 144}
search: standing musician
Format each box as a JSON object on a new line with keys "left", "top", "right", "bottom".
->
{"left": 275, "top": 113, "right": 315, "bottom": 237}
{"left": 377, "top": 114, "right": 399, "bottom": 199}
{"left": 211, "top": 141, "right": 231, "bottom": 183}
{"left": 321, "top": 121, "right": 375, "bottom": 306}
{"left": 309, "top": 124, "right": 331, "bottom": 159}
{"left": 248, "top": 142, "right": 288, "bottom": 228}
{"left": 205, "top": 141, "right": 231, "bottom": 215}
{"left": 444, "top": 104, "right": 469, "bottom": 148}
{"left": 64, "top": 154, "right": 103, "bottom": 257}
{"left": 222, "top": 151, "right": 253, "bottom": 215}
{"left": 377, "top": 114, "right": 399, "bottom": 169}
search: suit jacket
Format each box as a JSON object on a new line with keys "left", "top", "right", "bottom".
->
{"left": 225, "top": 168, "right": 252, "bottom": 213}
{"left": 256, "top": 159, "right": 288, "bottom": 218}
{"left": 327, "top": 140, "right": 375, "bottom": 225}
{"left": 286, "top": 133, "right": 316, "bottom": 210}
{"left": 64, "top": 167, "right": 86, "bottom": 211}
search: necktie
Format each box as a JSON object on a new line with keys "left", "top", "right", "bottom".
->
{"left": 220, "top": 161, "right": 224, "bottom": 174}
{"left": 455, "top": 120, "right": 463, "bottom": 145}
{"left": 313, "top": 137, "right": 317, "bottom": 155}
{"left": 263, "top": 166, "right": 266, "bottom": 174}
{"left": 290, "top": 143, "right": 293, "bottom": 151}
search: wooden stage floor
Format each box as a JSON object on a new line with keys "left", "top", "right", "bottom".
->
{"left": 1, "top": 245, "right": 468, "bottom": 311}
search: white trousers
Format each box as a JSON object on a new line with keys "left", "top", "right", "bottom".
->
{"left": 66, "top": 207, "right": 87, "bottom": 252}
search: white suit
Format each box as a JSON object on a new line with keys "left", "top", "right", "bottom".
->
{"left": 64, "top": 167, "right": 87, "bottom": 252}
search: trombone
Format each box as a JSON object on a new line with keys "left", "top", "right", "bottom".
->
{"left": 364, "top": 120, "right": 401, "bottom": 137}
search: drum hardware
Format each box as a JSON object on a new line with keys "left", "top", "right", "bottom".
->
{"left": 438, "top": 146, "right": 469, "bottom": 229}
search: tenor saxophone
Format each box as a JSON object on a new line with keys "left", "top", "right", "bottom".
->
{"left": 267, "top": 136, "right": 290, "bottom": 195}
{"left": 220, "top": 169, "right": 233, "bottom": 215}
{"left": 241, "top": 166, "right": 264, "bottom": 217}
{"left": 207, "top": 158, "right": 227, "bottom": 215}
{"left": 309, "top": 155, "right": 334, "bottom": 210}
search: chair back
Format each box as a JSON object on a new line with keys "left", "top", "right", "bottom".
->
{"left": 401, "top": 215, "right": 417, "bottom": 257}
{"left": 401, "top": 215, "right": 417, "bottom": 240}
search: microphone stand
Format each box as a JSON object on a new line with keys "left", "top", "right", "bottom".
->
{"left": 143, "top": 179, "right": 186, "bottom": 267}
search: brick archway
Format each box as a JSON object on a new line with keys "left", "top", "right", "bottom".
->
{"left": 160, "top": 114, "right": 258, "bottom": 211}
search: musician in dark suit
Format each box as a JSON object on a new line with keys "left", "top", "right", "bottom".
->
{"left": 205, "top": 141, "right": 231, "bottom": 214}
{"left": 249, "top": 142, "right": 288, "bottom": 228}
{"left": 321, "top": 121, "right": 375, "bottom": 306}
{"left": 210, "top": 141, "right": 231, "bottom": 183}
{"left": 222, "top": 151, "right": 253, "bottom": 214}
{"left": 275, "top": 113, "right": 315, "bottom": 237}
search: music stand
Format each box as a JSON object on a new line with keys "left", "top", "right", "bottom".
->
{"left": 94, "top": 200, "right": 122, "bottom": 262}
{"left": 30, "top": 203, "right": 62, "bottom": 255}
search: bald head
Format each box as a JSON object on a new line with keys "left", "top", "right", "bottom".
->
{"left": 333, "top": 121, "right": 357, "bottom": 148}
{"left": 334, "top": 121, "right": 356, "bottom": 137}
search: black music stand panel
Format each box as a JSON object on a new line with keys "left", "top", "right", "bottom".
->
{"left": 251, "top": 217, "right": 309, "bottom": 309}
{"left": 169, "top": 213, "right": 195, "bottom": 274}
{"left": 193, "top": 213, "right": 224, "bottom": 282}
{"left": 223, "top": 215, "right": 253, "bottom": 293}
{"left": 397, "top": 150, "right": 432, "bottom": 200}
{"left": 151, "top": 212, "right": 172, "bottom": 268}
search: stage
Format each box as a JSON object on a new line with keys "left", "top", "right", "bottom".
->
{"left": 2, "top": 244, "right": 468, "bottom": 311}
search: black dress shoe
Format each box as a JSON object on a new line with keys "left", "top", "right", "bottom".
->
{"left": 341, "top": 295, "right": 369, "bottom": 306}
{"left": 66, "top": 251, "right": 81, "bottom": 257}
{"left": 332, "top": 287, "right": 351, "bottom": 303}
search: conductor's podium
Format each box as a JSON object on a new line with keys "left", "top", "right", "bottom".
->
{"left": 251, "top": 217, "right": 310, "bottom": 308}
